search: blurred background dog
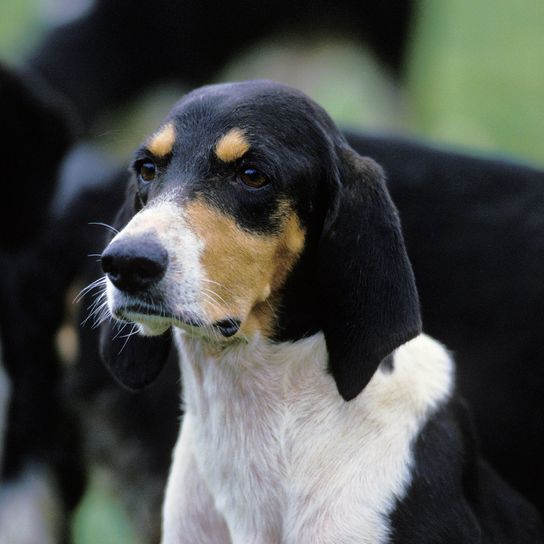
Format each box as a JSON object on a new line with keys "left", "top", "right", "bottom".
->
{"left": 0, "top": 1, "right": 542, "bottom": 542}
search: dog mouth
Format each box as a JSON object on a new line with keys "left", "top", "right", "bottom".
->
{"left": 115, "top": 303, "right": 241, "bottom": 338}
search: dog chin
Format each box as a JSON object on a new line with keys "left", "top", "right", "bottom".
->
{"left": 114, "top": 304, "right": 241, "bottom": 341}
{"left": 123, "top": 310, "right": 205, "bottom": 339}
{"left": 138, "top": 320, "right": 171, "bottom": 336}
{"left": 118, "top": 311, "right": 172, "bottom": 336}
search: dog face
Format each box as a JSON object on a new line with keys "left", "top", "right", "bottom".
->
{"left": 103, "top": 82, "right": 331, "bottom": 338}
{"left": 100, "top": 80, "right": 421, "bottom": 400}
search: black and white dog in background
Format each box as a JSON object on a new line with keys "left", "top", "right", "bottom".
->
{"left": 99, "top": 80, "right": 543, "bottom": 543}
{"left": 0, "top": 64, "right": 83, "bottom": 543}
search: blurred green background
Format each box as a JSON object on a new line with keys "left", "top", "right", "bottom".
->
{"left": 0, "top": 0, "right": 543, "bottom": 542}
{"left": 1, "top": 0, "right": 543, "bottom": 166}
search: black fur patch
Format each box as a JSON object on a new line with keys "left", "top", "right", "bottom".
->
{"left": 389, "top": 400, "right": 544, "bottom": 542}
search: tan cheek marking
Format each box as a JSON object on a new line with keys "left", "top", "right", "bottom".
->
{"left": 242, "top": 215, "right": 305, "bottom": 337}
{"left": 147, "top": 123, "right": 175, "bottom": 157}
{"left": 184, "top": 201, "right": 306, "bottom": 336}
{"left": 185, "top": 200, "right": 276, "bottom": 321}
{"left": 215, "top": 128, "right": 250, "bottom": 162}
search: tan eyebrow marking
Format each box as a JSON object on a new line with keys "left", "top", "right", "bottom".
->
{"left": 215, "top": 128, "right": 250, "bottom": 162}
{"left": 147, "top": 123, "right": 176, "bottom": 157}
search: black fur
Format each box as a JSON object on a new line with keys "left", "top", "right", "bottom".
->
{"left": 99, "top": 324, "right": 172, "bottom": 391}
{"left": 389, "top": 400, "right": 544, "bottom": 543}
{"left": 318, "top": 149, "right": 421, "bottom": 400}
{"left": 0, "top": 63, "right": 84, "bottom": 543}
{"left": 0, "top": 65, "right": 76, "bottom": 250}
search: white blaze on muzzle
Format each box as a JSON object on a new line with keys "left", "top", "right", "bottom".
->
{"left": 105, "top": 200, "right": 206, "bottom": 333}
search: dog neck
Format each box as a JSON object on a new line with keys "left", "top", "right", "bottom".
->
{"left": 171, "top": 330, "right": 454, "bottom": 542}
{"left": 174, "top": 329, "right": 454, "bottom": 419}
{"left": 174, "top": 330, "right": 333, "bottom": 415}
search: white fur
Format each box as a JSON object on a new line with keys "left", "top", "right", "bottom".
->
{"left": 105, "top": 200, "right": 206, "bottom": 335}
{"left": 162, "top": 332, "right": 454, "bottom": 544}
{"left": 0, "top": 464, "right": 63, "bottom": 544}
{"left": 0, "top": 343, "right": 10, "bottom": 477}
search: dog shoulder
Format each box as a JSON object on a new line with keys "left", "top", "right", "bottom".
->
{"left": 281, "top": 334, "right": 457, "bottom": 542}
{"left": 365, "top": 333, "right": 454, "bottom": 417}
{"left": 387, "top": 340, "right": 544, "bottom": 543}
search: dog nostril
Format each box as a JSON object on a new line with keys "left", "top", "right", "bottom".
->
{"left": 101, "top": 237, "right": 168, "bottom": 293}
{"left": 100, "top": 254, "right": 115, "bottom": 274}
{"left": 131, "top": 256, "right": 165, "bottom": 281}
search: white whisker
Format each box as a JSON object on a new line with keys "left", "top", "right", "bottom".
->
{"left": 118, "top": 323, "right": 139, "bottom": 354}
{"left": 74, "top": 276, "right": 107, "bottom": 303}
{"left": 88, "top": 221, "right": 119, "bottom": 235}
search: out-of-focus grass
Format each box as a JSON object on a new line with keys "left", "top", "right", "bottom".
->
{"left": 0, "top": 0, "right": 43, "bottom": 62}
{"left": 407, "top": 0, "right": 544, "bottom": 165}
{"left": 71, "top": 468, "right": 141, "bottom": 544}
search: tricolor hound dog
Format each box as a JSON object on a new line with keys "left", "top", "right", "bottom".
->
{"left": 98, "top": 80, "right": 543, "bottom": 543}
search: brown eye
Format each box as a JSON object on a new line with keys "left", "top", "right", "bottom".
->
{"left": 238, "top": 167, "right": 269, "bottom": 189}
{"left": 138, "top": 160, "right": 157, "bottom": 183}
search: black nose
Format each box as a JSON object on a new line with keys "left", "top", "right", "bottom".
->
{"left": 101, "top": 236, "right": 168, "bottom": 293}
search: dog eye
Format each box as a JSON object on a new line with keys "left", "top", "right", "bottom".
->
{"left": 238, "top": 168, "right": 269, "bottom": 189}
{"left": 138, "top": 160, "right": 157, "bottom": 183}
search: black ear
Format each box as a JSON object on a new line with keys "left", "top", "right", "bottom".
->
{"left": 318, "top": 146, "right": 421, "bottom": 401}
{"left": 97, "top": 180, "right": 172, "bottom": 390}
{"left": 99, "top": 320, "right": 172, "bottom": 391}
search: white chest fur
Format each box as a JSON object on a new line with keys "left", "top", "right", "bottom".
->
{"left": 166, "top": 332, "right": 453, "bottom": 544}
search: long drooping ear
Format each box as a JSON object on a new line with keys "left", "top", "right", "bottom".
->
{"left": 99, "top": 321, "right": 172, "bottom": 391}
{"left": 318, "top": 146, "right": 421, "bottom": 401}
{"left": 97, "top": 182, "right": 173, "bottom": 390}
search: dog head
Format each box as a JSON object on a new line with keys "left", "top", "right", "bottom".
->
{"left": 100, "top": 80, "right": 421, "bottom": 400}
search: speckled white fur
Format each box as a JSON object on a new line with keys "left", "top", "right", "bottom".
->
{"left": 162, "top": 332, "right": 454, "bottom": 544}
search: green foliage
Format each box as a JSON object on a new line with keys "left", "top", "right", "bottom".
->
{"left": 0, "top": 0, "right": 44, "bottom": 62}
{"left": 71, "top": 469, "right": 142, "bottom": 544}
{"left": 407, "top": 0, "right": 544, "bottom": 164}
